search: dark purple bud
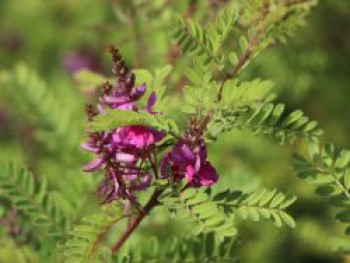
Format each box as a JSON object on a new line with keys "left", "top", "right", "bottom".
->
{"left": 146, "top": 91, "right": 157, "bottom": 113}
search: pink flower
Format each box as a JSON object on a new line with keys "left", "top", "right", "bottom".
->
{"left": 113, "top": 126, "right": 165, "bottom": 149}
{"left": 161, "top": 139, "right": 218, "bottom": 187}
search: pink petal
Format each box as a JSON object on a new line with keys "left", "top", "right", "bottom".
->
{"left": 115, "top": 103, "right": 135, "bottom": 111}
{"left": 115, "top": 153, "right": 137, "bottom": 163}
{"left": 81, "top": 142, "right": 99, "bottom": 153}
{"left": 104, "top": 95, "right": 128, "bottom": 103}
{"left": 97, "top": 104, "right": 104, "bottom": 113}
{"left": 185, "top": 165, "right": 195, "bottom": 182}
{"left": 197, "top": 162, "right": 218, "bottom": 186}
{"left": 82, "top": 157, "right": 103, "bottom": 172}
{"left": 112, "top": 173, "right": 119, "bottom": 193}
{"left": 195, "top": 155, "right": 201, "bottom": 172}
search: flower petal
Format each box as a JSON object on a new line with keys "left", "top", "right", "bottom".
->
{"left": 130, "top": 83, "right": 146, "bottom": 100}
{"left": 181, "top": 144, "right": 196, "bottom": 162}
{"left": 132, "top": 173, "right": 152, "bottom": 190}
{"left": 185, "top": 165, "right": 195, "bottom": 182}
{"left": 115, "top": 102, "right": 135, "bottom": 111}
{"left": 82, "top": 157, "right": 103, "bottom": 172}
{"left": 115, "top": 152, "right": 137, "bottom": 163}
{"left": 146, "top": 91, "right": 157, "bottom": 113}
{"left": 197, "top": 162, "right": 218, "bottom": 186}
{"left": 195, "top": 155, "right": 201, "bottom": 172}
{"left": 81, "top": 142, "right": 99, "bottom": 153}
{"left": 103, "top": 94, "right": 129, "bottom": 103}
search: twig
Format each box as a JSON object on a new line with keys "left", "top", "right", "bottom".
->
{"left": 130, "top": 0, "right": 147, "bottom": 67}
{"left": 216, "top": 0, "right": 300, "bottom": 101}
{"left": 184, "top": 0, "right": 198, "bottom": 19}
{"left": 89, "top": 215, "right": 124, "bottom": 259}
{"left": 216, "top": 0, "right": 315, "bottom": 101}
{"left": 146, "top": 151, "right": 159, "bottom": 179}
{"left": 111, "top": 189, "right": 163, "bottom": 254}
{"left": 285, "top": 0, "right": 316, "bottom": 7}
{"left": 111, "top": 143, "right": 164, "bottom": 254}
{"left": 217, "top": 29, "right": 263, "bottom": 101}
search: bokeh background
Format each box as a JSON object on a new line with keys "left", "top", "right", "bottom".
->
{"left": 0, "top": 0, "right": 349, "bottom": 262}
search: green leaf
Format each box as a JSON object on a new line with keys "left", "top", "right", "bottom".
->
{"left": 336, "top": 210, "right": 350, "bottom": 223}
{"left": 344, "top": 172, "right": 350, "bottom": 190}
{"left": 270, "top": 192, "right": 286, "bottom": 208}
{"left": 88, "top": 110, "right": 151, "bottom": 131}
{"left": 161, "top": 189, "right": 237, "bottom": 238}
{"left": 154, "top": 65, "right": 172, "bottom": 98}
{"left": 316, "top": 185, "right": 336, "bottom": 196}
{"left": 239, "top": 36, "right": 249, "bottom": 52}
{"left": 171, "top": 14, "right": 223, "bottom": 67}
{"left": 88, "top": 109, "right": 179, "bottom": 136}
{"left": 279, "top": 211, "right": 296, "bottom": 228}
{"left": 133, "top": 69, "right": 153, "bottom": 87}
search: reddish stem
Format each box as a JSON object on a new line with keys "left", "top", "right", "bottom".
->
{"left": 146, "top": 151, "right": 159, "bottom": 179}
{"left": 111, "top": 189, "right": 163, "bottom": 254}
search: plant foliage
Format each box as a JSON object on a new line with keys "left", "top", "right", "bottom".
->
{"left": 113, "top": 232, "right": 237, "bottom": 263}
{"left": 64, "top": 206, "right": 125, "bottom": 263}
{"left": 292, "top": 141, "right": 350, "bottom": 234}
{"left": 214, "top": 188, "right": 296, "bottom": 228}
{"left": 0, "top": 64, "right": 82, "bottom": 151}
{"left": 0, "top": 161, "right": 69, "bottom": 238}
{"left": 161, "top": 188, "right": 237, "bottom": 238}
{"left": 1, "top": 1, "right": 348, "bottom": 262}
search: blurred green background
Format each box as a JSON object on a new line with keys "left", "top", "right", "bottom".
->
{"left": 0, "top": 0, "right": 349, "bottom": 262}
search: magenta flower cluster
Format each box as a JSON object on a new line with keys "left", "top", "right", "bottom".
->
{"left": 82, "top": 48, "right": 164, "bottom": 203}
{"left": 82, "top": 47, "right": 218, "bottom": 204}
{"left": 161, "top": 136, "right": 218, "bottom": 187}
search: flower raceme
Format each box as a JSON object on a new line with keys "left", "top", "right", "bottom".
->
{"left": 160, "top": 113, "right": 218, "bottom": 187}
{"left": 160, "top": 137, "right": 218, "bottom": 187}
{"left": 82, "top": 47, "right": 164, "bottom": 203}
{"left": 82, "top": 47, "right": 218, "bottom": 205}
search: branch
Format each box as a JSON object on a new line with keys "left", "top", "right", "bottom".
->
{"left": 217, "top": 30, "right": 263, "bottom": 101}
{"left": 216, "top": 0, "right": 316, "bottom": 101}
{"left": 285, "top": 0, "right": 316, "bottom": 7}
{"left": 184, "top": 0, "right": 198, "bottom": 19}
{"left": 111, "top": 143, "right": 164, "bottom": 254}
{"left": 111, "top": 189, "right": 164, "bottom": 254}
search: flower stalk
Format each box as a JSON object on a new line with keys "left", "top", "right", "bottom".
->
{"left": 111, "top": 189, "right": 163, "bottom": 254}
